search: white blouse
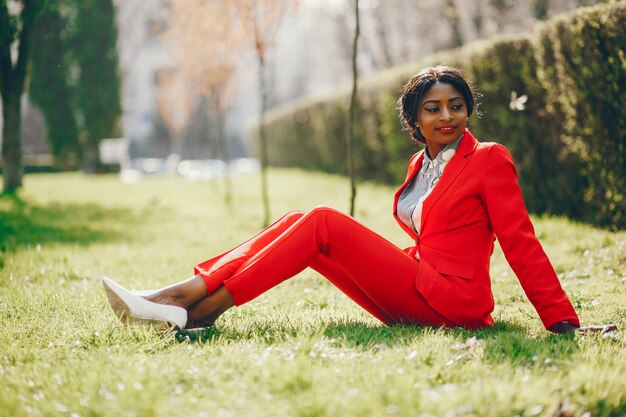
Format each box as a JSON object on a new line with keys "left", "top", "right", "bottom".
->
{"left": 396, "top": 134, "right": 463, "bottom": 235}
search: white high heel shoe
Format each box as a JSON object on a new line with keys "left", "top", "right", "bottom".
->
{"left": 102, "top": 276, "right": 188, "bottom": 330}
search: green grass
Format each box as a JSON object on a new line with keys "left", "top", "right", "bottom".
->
{"left": 1, "top": 169, "right": 624, "bottom": 417}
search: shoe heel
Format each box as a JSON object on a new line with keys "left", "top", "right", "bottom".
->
{"left": 102, "top": 276, "right": 188, "bottom": 330}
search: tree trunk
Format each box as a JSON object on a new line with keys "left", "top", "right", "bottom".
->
{"left": 451, "top": 0, "right": 479, "bottom": 43}
{"left": 0, "top": 0, "right": 39, "bottom": 193}
{"left": 258, "top": 53, "right": 271, "bottom": 227}
{"left": 1, "top": 92, "right": 23, "bottom": 192}
{"left": 372, "top": 2, "right": 393, "bottom": 69}
{"left": 347, "top": 0, "right": 360, "bottom": 216}
{"left": 216, "top": 109, "right": 232, "bottom": 207}
{"left": 81, "top": 142, "right": 99, "bottom": 174}
{"left": 443, "top": 0, "right": 462, "bottom": 47}
{"left": 533, "top": 0, "right": 549, "bottom": 20}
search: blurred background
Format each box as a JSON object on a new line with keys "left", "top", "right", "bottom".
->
{"left": 1, "top": 0, "right": 623, "bottom": 227}
{"left": 7, "top": 0, "right": 602, "bottom": 168}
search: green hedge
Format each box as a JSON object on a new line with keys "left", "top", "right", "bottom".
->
{"left": 253, "top": 2, "right": 626, "bottom": 229}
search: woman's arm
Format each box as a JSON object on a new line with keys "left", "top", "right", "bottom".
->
{"left": 481, "top": 144, "right": 580, "bottom": 331}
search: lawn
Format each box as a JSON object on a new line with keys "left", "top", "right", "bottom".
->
{"left": 1, "top": 170, "right": 624, "bottom": 417}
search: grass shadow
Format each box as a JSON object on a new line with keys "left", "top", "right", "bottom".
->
{"left": 0, "top": 193, "right": 145, "bottom": 252}
{"left": 173, "top": 319, "right": 578, "bottom": 364}
{"left": 321, "top": 320, "right": 555, "bottom": 350}
{"left": 474, "top": 321, "right": 579, "bottom": 366}
{"left": 177, "top": 319, "right": 450, "bottom": 346}
{"left": 176, "top": 326, "right": 223, "bottom": 343}
{"left": 322, "top": 320, "right": 436, "bottom": 348}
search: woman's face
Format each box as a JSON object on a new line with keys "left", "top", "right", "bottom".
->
{"left": 417, "top": 82, "right": 468, "bottom": 157}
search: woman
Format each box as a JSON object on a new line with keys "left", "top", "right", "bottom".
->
{"left": 103, "top": 66, "right": 580, "bottom": 334}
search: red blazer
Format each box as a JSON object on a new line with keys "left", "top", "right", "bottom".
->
{"left": 393, "top": 129, "right": 580, "bottom": 330}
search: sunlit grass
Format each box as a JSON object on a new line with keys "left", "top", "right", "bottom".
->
{"left": 1, "top": 170, "right": 624, "bottom": 417}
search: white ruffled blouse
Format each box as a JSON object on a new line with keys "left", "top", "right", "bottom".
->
{"left": 397, "top": 134, "right": 463, "bottom": 235}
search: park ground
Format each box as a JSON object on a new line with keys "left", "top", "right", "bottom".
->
{"left": 0, "top": 170, "right": 625, "bottom": 417}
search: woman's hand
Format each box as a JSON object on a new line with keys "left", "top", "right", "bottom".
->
{"left": 548, "top": 321, "right": 580, "bottom": 334}
{"left": 578, "top": 324, "right": 619, "bottom": 334}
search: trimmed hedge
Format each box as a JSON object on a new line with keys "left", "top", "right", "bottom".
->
{"left": 253, "top": 2, "right": 626, "bottom": 229}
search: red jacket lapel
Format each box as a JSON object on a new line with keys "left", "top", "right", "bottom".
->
{"left": 393, "top": 130, "right": 479, "bottom": 239}
{"left": 419, "top": 130, "right": 478, "bottom": 232}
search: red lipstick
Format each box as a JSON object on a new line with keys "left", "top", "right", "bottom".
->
{"left": 437, "top": 126, "right": 456, "bottom": 135}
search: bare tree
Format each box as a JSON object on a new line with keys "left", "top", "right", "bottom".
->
{"left": 154, "top": 68, "right": 193, "bottom": 157}
{"left": 370, "top": 3, "right": 393, "bottom": 69}
{"left": 347, "top": 0, "right": 360, "bottom": 216}
{"left": 206, "top": 78, "right": 238, "bottom": 206}
{"left": 166, "top": 0, "right": 243, "bottom": 205}
{"left": 237, "top": 0, "right": 293, "bottom": 227}
{"left": 451, "top": 0, "right": 479, "bottom": 44}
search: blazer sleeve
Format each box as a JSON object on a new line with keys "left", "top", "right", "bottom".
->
{"left": 482, "top": 144, "right": 580, "bottom": 329}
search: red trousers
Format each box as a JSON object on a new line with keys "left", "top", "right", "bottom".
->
{"left": 195, "top": 206, "right": 452, "bottom": 326}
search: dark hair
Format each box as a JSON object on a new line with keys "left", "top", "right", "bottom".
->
{"left": 399, "top": 65, "right": 478, "bottom": 144}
